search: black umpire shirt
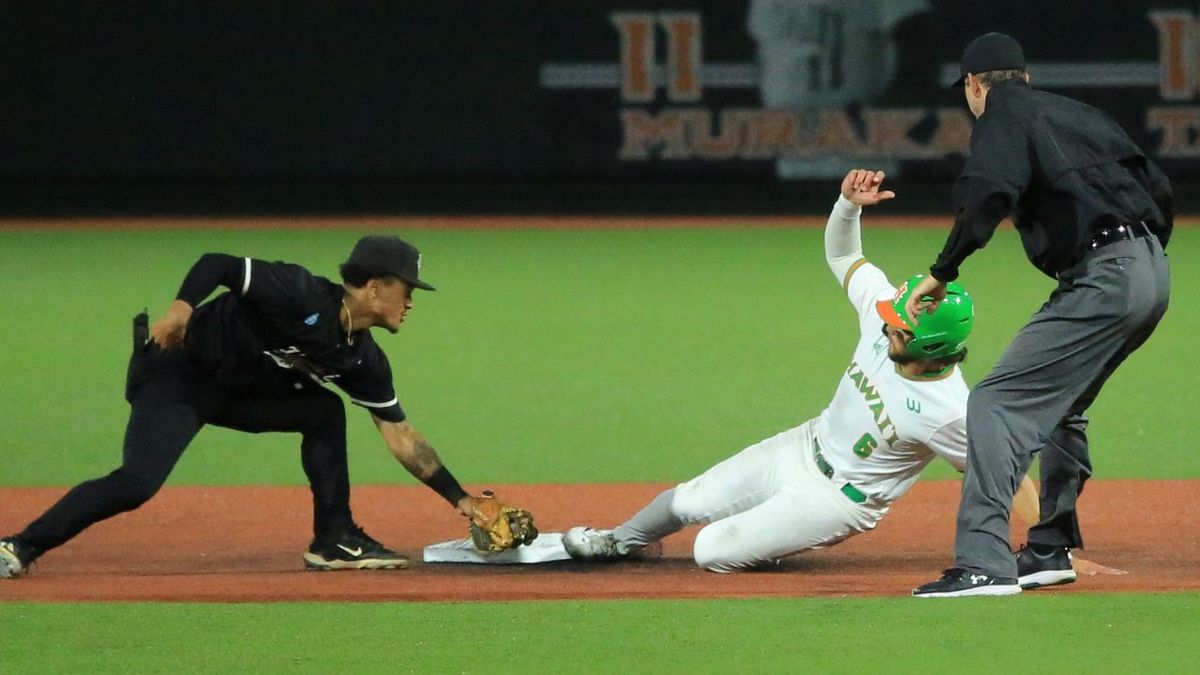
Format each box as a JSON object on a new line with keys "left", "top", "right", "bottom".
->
{"left": 931, "top": 80, "right": 1174, "bottom": 281}
{"left": 174, "top": 253, "right": 407, "bottom": 423}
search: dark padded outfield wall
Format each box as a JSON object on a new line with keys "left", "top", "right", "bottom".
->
{"left": 0, "top": 1, "right": 1197, "bottom": 214}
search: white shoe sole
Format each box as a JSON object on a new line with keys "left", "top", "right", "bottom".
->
{"left": 1018, "top": 569, "right": 1077, "bottom": 589}
{"left": 562, "top": 527, "right": 622, "bottom": 560}
{"left": 303, "top": 553, "right": 409, "bottom": 571}
{"left": 0, "top": 545, "right": 24, "bottom": 579}
{"left": 913, "top": 584, "right": 1022, "bottom": 598}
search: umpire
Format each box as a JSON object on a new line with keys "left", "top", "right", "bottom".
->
{"left": 909, "top": 33, "right": 1172, "bottom": 597}
{"left": 1, "top": 235, "right": 484, "bottom": 578}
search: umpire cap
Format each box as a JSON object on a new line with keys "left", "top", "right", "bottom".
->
{"left": 954, "top": 32, "right": 1025, "bottom": 87}
{"left": 345, "top": 235, "right": 436, "bottom": 291}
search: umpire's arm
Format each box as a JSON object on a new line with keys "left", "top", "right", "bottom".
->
{"left": 372, "top": 416, "right": 475, "bottom": 516}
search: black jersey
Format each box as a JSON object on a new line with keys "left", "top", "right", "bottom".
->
{"left": 176, "top": 253, "right": 406, "bottom": 422}
{"left": 931, "top": 80, "right": 1173, "bottom": 281}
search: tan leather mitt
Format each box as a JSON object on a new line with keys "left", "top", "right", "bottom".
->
{"left": 467, "top": 491, "right": 539, "bottom": 552}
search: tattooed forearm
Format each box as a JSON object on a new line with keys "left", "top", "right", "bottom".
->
{"left": 375, "top": 417, "right": 449, "bottom": 481}
{"left": 407, "top": 438, "right": 445, "bottom": 480}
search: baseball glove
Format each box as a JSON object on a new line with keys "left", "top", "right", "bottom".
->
{"left": 467, "top": 491, "right": 538, "bottom": 552}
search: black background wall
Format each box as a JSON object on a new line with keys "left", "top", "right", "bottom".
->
{"left": 2, "top": 1, "right": 1196, "bottom": 215}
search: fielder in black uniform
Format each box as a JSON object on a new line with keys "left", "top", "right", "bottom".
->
{"left": 909, "top": 34, "right": 1172, "bottom": 597}
{"left": 0, "top": 235, "right": 482, "bottom": 577}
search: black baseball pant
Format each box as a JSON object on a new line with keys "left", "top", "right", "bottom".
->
{"left": 14, "top": 346, "right": 356, "bottom": 563}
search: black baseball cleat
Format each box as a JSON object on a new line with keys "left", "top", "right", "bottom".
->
{"left": 1015, "top": 544, "right": 1076, "bottom": 589}
{"left": 303, "top": 526, "right": 409, "bottom": 571}
{"left": 912, "top": 567, "right": 1021, "bottom": 598}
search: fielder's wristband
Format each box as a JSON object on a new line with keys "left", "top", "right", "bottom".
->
{"left": 423, "top": 466, "right": 468, "bottom": 507}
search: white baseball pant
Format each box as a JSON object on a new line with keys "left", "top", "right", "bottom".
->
{"left": 616, "top": 420, "right": 885, "bottom": 572}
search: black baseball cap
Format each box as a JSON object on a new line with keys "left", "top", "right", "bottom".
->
{"left": 954, "top": 32, "right": 1025, "bottom": 87}
{"left": 345, "top": 235, "right": 436, "bottom": 291}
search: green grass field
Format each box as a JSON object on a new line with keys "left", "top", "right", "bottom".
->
{"left": 4, "top": 596, "right": 1200, "bottom": 672}
{"left": 2, "top": 225, "right": 1195, "bottom": 485}
{"left": 2, "top": 222, "right": 1195, "bottom": 671}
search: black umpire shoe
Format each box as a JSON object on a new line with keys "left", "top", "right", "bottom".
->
{"left": 1015, "top": 544, "right": 1076, "bottom": 589}
{"left": 303, "top": 526, "right": 409, "bottom": 571}
{"left": 912, "top": 567, "right": 1022, "bottom": 598}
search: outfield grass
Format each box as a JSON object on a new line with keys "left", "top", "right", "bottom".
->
{"left": 3, "top": 223, "right": 1196, "bottom": 672}
{"left": 2, "top": 225, "right": 1193, "bottom": 486}
{"left": 3, "top": 595, "right": 1198, "bottom": 672}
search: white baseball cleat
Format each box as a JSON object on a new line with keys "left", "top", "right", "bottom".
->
{"left": 0, "top": 539, "right": 26, "bottom": 579}
{"left": 563, "top": 527, "right": 627, "bottom": 560}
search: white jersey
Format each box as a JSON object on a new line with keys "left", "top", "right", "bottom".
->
{"left": 604, "top": 193, "right": 971, "bottom": 572}
{"left": 812, "top": 262, "right": 968, "bottom": 505}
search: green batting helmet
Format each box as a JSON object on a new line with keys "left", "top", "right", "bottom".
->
{"left": 875, "top": 275, "right": 974, "bottom": 359}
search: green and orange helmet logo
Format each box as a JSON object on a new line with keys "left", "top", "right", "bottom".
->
{"left": 875, "top": 275, "right": 974, "bottom": 359}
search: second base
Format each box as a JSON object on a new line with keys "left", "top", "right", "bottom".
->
{"left": 422, "top": 532, "right": 571, "bottom": 564}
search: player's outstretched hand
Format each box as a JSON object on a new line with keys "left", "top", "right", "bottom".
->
{"left": 150, "top": 299, "right": 194, "bottom": 349}
{"left": 904, "top": 275, "right": 948, "bottom": 325}
{"left": 841, "top": 169, "right": 897, "bottom": 207}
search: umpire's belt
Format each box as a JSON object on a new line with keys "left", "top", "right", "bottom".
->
{"left": 1086, "top": 221, "right": 1151, "bottom": 252}
{"left": 813, "top": 440, "right": 868, "bottom": 504}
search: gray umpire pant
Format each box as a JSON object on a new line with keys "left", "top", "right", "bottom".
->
{"left": 955, "top": 232, "right": 1170, "bottom": 578}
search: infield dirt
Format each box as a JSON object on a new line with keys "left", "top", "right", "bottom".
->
{"left": 0, "top": 481, "right": 1194, "bottom": 602}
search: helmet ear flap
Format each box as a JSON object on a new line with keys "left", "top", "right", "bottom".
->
{"left": 919, "top": 341, "right": 946, "bottom": 355}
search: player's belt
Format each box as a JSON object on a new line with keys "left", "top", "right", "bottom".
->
{"left": 1086, "top": 220, "right": 1151, "bottom": 252}
{"left": 813, "top": 440, "right": 868, "bottom": 504}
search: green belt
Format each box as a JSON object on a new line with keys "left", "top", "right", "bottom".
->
{"left": 813, "top": 440, "right": 868, "bottom": 504}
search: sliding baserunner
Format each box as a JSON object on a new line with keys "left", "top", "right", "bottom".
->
{"left": 563, "top": 170, "right": 1038, "bottom": 573}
